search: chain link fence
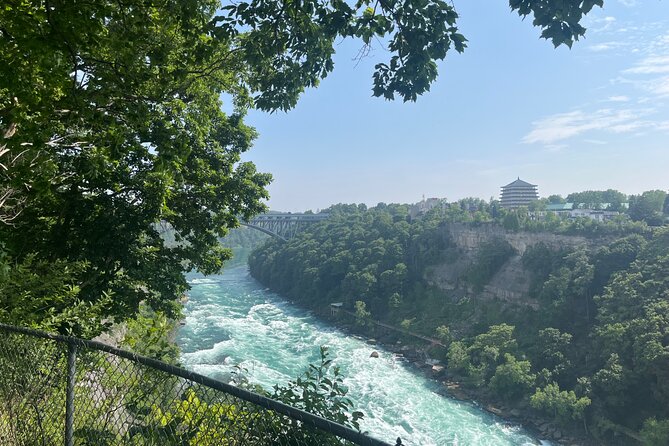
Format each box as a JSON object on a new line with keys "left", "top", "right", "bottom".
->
{"left": 0, "top": 323, "right": 398, "bottom": 446}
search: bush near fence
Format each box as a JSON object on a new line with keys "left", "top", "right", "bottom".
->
{"left": 0, "top": 323, "right": 397, "bottom": 446}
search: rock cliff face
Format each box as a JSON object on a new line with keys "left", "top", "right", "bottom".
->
{"left": 426, "top": 223, "right": 598, "bottom": 306}
{"left": 481, "top": 255, "right": 532, "bottom": 305}
{"left": 443, "top": 222, "right": 590, "bottom": 256}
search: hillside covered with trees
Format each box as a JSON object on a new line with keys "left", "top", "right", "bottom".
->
{"left": 0, "top": 0, "right": 610, "bottom": 336}
{"left": 249, "top": 198, "right": 669, "bottom": 444}
{"left": 2, "top": 0, "right": 659, "bottom": 444}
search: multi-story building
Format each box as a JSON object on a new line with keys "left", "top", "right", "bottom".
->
{"left": 500, "top": 178, "right": 538, "bottom": 208}
{"left": 545, "top": 202, "right": 626, "bottom": 221}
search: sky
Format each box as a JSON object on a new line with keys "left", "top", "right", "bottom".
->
{"left": 239, "top": 0, "right": 669, "bottom": 212}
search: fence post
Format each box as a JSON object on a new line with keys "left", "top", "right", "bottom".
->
{"left": 65, "top": 342, "right": 77, "bottom": 446}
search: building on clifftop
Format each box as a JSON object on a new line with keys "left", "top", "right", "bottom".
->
{"left": 500, "top": 178, "right": 538, "bottom": 208}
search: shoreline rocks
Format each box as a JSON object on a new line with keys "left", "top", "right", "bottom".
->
{"left": 297, "top": 307, "right": 588, "bottom": 445}
{"left": 361, "top": 335, "right": 587, "bottom": 445}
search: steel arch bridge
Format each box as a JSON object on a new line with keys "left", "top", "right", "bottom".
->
{"left": 241, "top": 213, "right": 330, "bottom": 241}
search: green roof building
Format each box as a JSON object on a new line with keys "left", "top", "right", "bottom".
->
{"left": 500, "top": 178, "right": 538, "bottom": 209}
{"left": 546, "top": 203, "right": 574, "bottom": 212}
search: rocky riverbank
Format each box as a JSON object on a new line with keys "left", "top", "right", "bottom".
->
{"left": 321, "top": 316, "right": 592, "bottom": 446}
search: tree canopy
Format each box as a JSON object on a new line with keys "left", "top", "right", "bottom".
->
{"left": 0, "top": 0, "right": 606, "bottom": 333}
{"left": 629, "top": 190, "right": 667, "bottom": 226}
{"left": 1, "top": 0, "right": 272, "bottom": 333}
{"left": 248, "top": 201, "right": 669, "bottom": 442}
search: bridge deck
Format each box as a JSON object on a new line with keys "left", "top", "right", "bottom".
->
{"left": 250, "top": 213, "right": 330, "bottom": 222}
{"left": 242, "top": 213, "right": 330, "bottom": 240}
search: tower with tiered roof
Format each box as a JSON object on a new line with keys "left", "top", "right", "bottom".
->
{"left": 500, "top": 178, "right": 538, "bottom": 208}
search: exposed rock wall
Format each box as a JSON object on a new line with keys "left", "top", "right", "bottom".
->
{"left": 426, "top": 223, "right": 600, "bottom": 306}
{"left": 444, "top": 222, "right": 591, "bottom": 256}
{"left": 481, "top": 255, "right": 533, "bottom": 305}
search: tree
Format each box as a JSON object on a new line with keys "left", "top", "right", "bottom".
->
{"left": 640, "top": 418, "right": 669, "bottom": 446}
{"left": 139, "top": 347, "right": 363, "bottom": 445}
{"left": 466, "top": 324, "right": 518, "bottom": 385}
{"left": 1, "top": 0, "right": 273, "bottom": 331}
{"left": 528, "top": 198, "right": 547, "bottom": 212}
{"left": 0, "top": 253, "right": 107, "bottom": 336}
{"left": 566, "top": 190, "right": 626, "bottom": 209}
{"left": 530, "top": 382, "right": 591, "bottom": 426}
{"left": 400, "top": 317, "right": 416, "bottom": 331}
{"left": 0, "top": 132, "right": 26, "bottom": 225}
{"left": 344, "top": 271, "right": 377, "bottom": 301}
{"left": 379, "top": 263, "right": 408, "bottom": 297}
{"left": 547, "top": 195, "right": 566, "bottom": 204}
{"left": 629, "top": 190, "right": 667, "bottom": 226}
{"left": 435, "top": 325, "right": 452, "bottom": 344}
{"left": 0, "top": 0, "right": 607, "bottom": 331}
{"left": 538, "top": 248, "right": 594, "bottom": 327}
{"left": 270, "top": 347, "right": 364, "bottom": 443}
{"left": 502, "top": 212, "right": 521, "bottom": 231}
{"left": 490, "top": 353, "right": 536, "bottom": 400}
{"left": 535, "top": 328, "right": 572, "bottom": 378}
{"left": 388, "top": 292, "right": 402, "bottom": 309}
{"left": 591, "top": 234, "right": 646, "bottom": 292}
{"left": 601, "top": 189, "right": 628, "bottom": 211}
{"left": 354, "top": 300, "right": 371, "bottom": 326}
{"left": 447, "top": 341, "right": 471, "bottom": 375}
{"left": 591, "top": 353, "right": 629, "bottom": 410}
{"left": 593, "top": 228, "right": 669, "bottom": 422}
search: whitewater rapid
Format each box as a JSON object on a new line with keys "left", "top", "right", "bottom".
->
{"left": 177, "top": 266, "right": 542, "bottom": 445}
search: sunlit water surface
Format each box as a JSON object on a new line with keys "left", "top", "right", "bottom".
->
{"left": 177, "top": 266, "right": 544, "bottom": 446}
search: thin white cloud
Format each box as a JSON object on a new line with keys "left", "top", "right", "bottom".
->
{"left": 523, "top": 18, "right": 669, "bottom": 146}
{"left": 523, "top": 109, "right": 653, "bottom": 144}
{"left": 644, "top": 32, "right": 669, "bottom": 56}
{"left": 609, "top": 122, "right": 648, "bottom": 133}
{"left": 624, "top": 55, "right": 669, "bottom": 74}
{"left": 588, "top": 41, "right": 626, "bottom": 52}
{"left": 616, "top": 75, "right": 669, "bottom": 98}
{"left": 618, "top": 0, "right": 637, "bottom": 6}
{"left": 649, "top": 76, "right": 669, "bottom": 96}
{"left": 583, "top": 139, "right": 608, "bottom": 145}
{"left": 617, "top": 32, "right": 669, "bottom": 97}
{"left": 586, "top": 16, "right": 618, "bottom": 33}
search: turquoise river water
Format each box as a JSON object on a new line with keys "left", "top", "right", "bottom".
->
{"left": 177, "top": 266, "right": 545, "bottom": 446}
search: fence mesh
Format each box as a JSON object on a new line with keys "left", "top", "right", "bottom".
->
{"left": 0, "top": 325, "right": 395, "bottom": 446}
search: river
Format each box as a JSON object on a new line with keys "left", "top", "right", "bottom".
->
{"left": 176, "top": 265, "right": 543, "bottom": 446}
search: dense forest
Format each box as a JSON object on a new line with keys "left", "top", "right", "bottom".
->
{"left": 0, "top": 0, "right": 628, "bottom": 339}
{"left": 2, "top": 0, "right": 655, "bottom": 444}
{"left": 249, "top": 196, "right": 669, "bottom": 444}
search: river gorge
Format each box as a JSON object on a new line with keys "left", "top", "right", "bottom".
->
{"left": 177, "top": 265, "right": 546, "bottom": 446}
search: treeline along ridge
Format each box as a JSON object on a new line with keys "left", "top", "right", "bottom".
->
{"left": 249, "top": 198, "right": 669, "bottom": 445}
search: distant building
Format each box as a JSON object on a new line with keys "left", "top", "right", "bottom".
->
{"left": 409, "top": 197, "right": 445, "bottom": 219}
{"left": 500, "top": 178, "right": 538, "bottom": 209}
{"left": 545, "top": 202, "right": 626, "bottom": 221}
{"left": 546, "top": 203, "right": 574, "bottom": 215}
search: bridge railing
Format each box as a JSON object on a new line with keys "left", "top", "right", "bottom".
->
{"left": 249, "top": 213, "right": 330, "bottom": 222}
{"left": 0, "top": 323, "right": 396, "bottom": 446}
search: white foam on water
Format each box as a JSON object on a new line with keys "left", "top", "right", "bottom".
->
{"left": 181, "top": 338, "right": 233, "bottom": 364}
{"left": 188, "top": 277, "right": 218, "bottom": 285}
{"left": 178, "top": 267, "right": 544, "bottom": 446}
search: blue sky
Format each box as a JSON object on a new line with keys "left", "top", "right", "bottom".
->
{"left": 241, "top": 0, "right": 669, "bottom": 212}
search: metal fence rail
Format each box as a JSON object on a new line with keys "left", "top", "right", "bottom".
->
{"left": 0, "top": 323, "right": 397, "bottom": 446}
